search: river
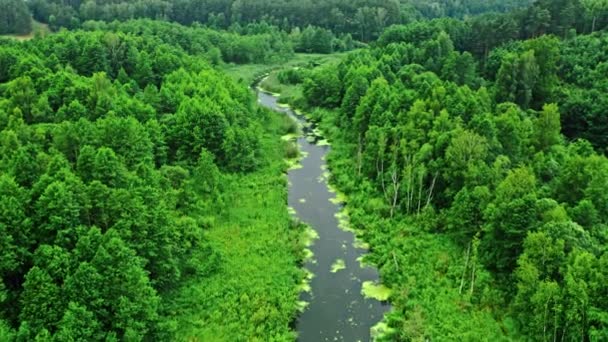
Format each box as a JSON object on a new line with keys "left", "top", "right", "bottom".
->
{"left": 257, "top": 85, "right": 390, "bottom": 342}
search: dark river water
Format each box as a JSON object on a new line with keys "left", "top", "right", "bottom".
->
{"left": 257, "top": 86, "right": 390, "bottom": 342}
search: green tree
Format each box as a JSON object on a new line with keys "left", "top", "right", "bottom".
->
{"left": 534, "top": 103, "right": 562, "bottom": 151}
{"left": 0, "top": 0, "right": 32, "bottom": 34}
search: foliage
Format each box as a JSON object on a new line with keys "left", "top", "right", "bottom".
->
{"left": 0, "top": 0, "right": 31, "bottom": 34}
{"left": 297, "top": 11, "right": 608, "bottom": 340}
{"left": 0, "top": 24, "right": 302, "bottom": 340}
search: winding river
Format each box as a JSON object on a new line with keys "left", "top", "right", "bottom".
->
{"left": 257, "top": 85, "right": 390, "bottom": 342}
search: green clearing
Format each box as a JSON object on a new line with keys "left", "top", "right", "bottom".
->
{"left": 222, "top": 52, "right": 349, "bottom": 87}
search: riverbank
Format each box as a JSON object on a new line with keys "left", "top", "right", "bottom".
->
{"left": 166, "top": 102, "right": 305, "bottom": 341}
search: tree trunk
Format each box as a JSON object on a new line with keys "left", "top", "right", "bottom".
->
{"left": 357, "top": 133, "right": 363, "bottom": 176}
{"left": 459, "top": 242, "right": 471, "bottom": 295}
{"left": 417, "top": 169, "right": 423, "bottom": 215}
{"left": 470, "top": 258, "right": 476, "bottom": 296}
{"left": 425, "top": 173, "right": 437, "bottom": 208}
{"left": 390, "top": 169, "right": 400, "bottom": 218}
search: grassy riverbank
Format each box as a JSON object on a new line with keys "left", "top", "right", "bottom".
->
{"left": 222, "top": 52, "right": 348, "bottom": 86}
{"left": 165, "top": 107, "right": 307, "bottom": 341}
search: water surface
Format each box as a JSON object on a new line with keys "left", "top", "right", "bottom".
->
{"left": 257, "top": 88, "right": 390, "bottom": 342}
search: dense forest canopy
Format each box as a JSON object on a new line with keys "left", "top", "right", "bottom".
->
{"left": 0, "top": 19, "right": 306, "bottom": 339}
{"left": 1, "top": 0, "right": 607, "bottom": 340}
{"left": 24, "top": 0, "right": 535, "bottom": 40}
{"left": 0, "top": 0, "right": 32, "bottom": 34}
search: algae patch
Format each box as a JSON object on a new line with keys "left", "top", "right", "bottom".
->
{"left": 353, "top": 237, "right": 370, "bottom": 250}
{"left": 302, "top": 225, "right": 319, "bottom": 247}
{"left": 330, "top": 259, "right": 346, "bottom": 273}
{"left": 316, "top": 139, "right": 330, "bottom": 146}
{"left": 361, "top": 281, "right": 392, "bottom": 301}
{"left": 296, "top": 300, "right": 309, "bottom": 313}
{"left": 371, "top": 321, "right": 395, "bottom": 341}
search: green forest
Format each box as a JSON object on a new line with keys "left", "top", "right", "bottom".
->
{"left": 1, "top": 0, "right": 608, "bottom": 340}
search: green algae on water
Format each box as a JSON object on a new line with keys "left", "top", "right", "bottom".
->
{"left": 330, "top": 259, "right": 346, "bottom": 273}
{"left": 285, "top": 158, "right": 303, "bottom": 170}
{"left": 356, "top": 255, "right": 373, "bottom": 269}
{"left": 370, "top": 321, "right": 395, "bottom": 341}
{"left": 353, "top": 237, "right": 370, "bottom": 250}
{"left": 296, "top": 300, "right": 309, "bottom": 313}
{"left": 281, "top": 133, "right": 299, "bottom": 141}
{"left": 302, "top": 225, "right": 319, "bottom": 246}
{"left": 361, "top": 281, "right": 391, "bottom": 301}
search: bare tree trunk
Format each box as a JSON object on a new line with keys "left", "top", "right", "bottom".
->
{"left": 553, "top": 307, "right": 558, "bottom": 342}
{"left": 390, "top": 169, "right": 400, "bottom": 218}
{"left": 470, "top": 259, "right": 476, "bottom": 296}
{"left": 543, "top": 299, "right": 551, "bottom": 341}
{"left": 417, "top": 169, "right": 423, "bottom": 215}
{"left": 425, "top": 173, "right": 437, "bottom": 208}
{"left": 459, "top": 242, "right": 471, "bottom": 295}
{"left": 408, "top": 161, "right": 415, "bottom": 215}
{"left": 592, "top": 16, "right": 597, "bottom": 33}
{"left": 378, "top": 157, "right": 387, "bottom": 203}
{"left": 357, "top": 133, "right": 363, "bottom": 177}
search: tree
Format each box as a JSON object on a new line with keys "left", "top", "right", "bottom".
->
{"left": 0, "top": 0, "right": 32, "bottom": 35}
{"left": 534, "top": 103, "right": 562, "bottom": 151}
{"left": 65, "top": 230, "right": 159, "bottom": 339}
{"left": 495, "top": 50, "right": 540, "bottom": 109}
{"left": 581, "top": 0, "right": 608, "bottom": 32}
{"left": 55, "top": 302, "right": 103, "bottom": 341}
{"left": 481, "top": 167, "right": 538, "bottom": 280}
{"left": 34, "top": 180, "right": 83, "bottom": 246}
{"left": 302, "top": 66, "right": 343, "bottom": 108}
{"left": 19, "top": 267, "right": 63, "bottom": 333}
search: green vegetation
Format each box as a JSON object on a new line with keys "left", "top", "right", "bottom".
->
{"left": 361, "top": 281, "right": 391, "bottom": 301}
{"left": 223, "top": 52, "right": 349, "bottom": 86}
{"left": 0, "top": 21, "right": 305, "bottom": 340}
{"left": 0, "top": 0, "right": 31, "bottom": 34}
{"left": 1, "top": 0, "right": 608, "bottom": 340}
{"left": 0, "top": 20, "right": 50, "bottom": 41}
{"left": 166, "top": 115, "right": 305, "bottom": 340}
{"left": 288, "top": 2, "right": 608, "bottom": 338}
